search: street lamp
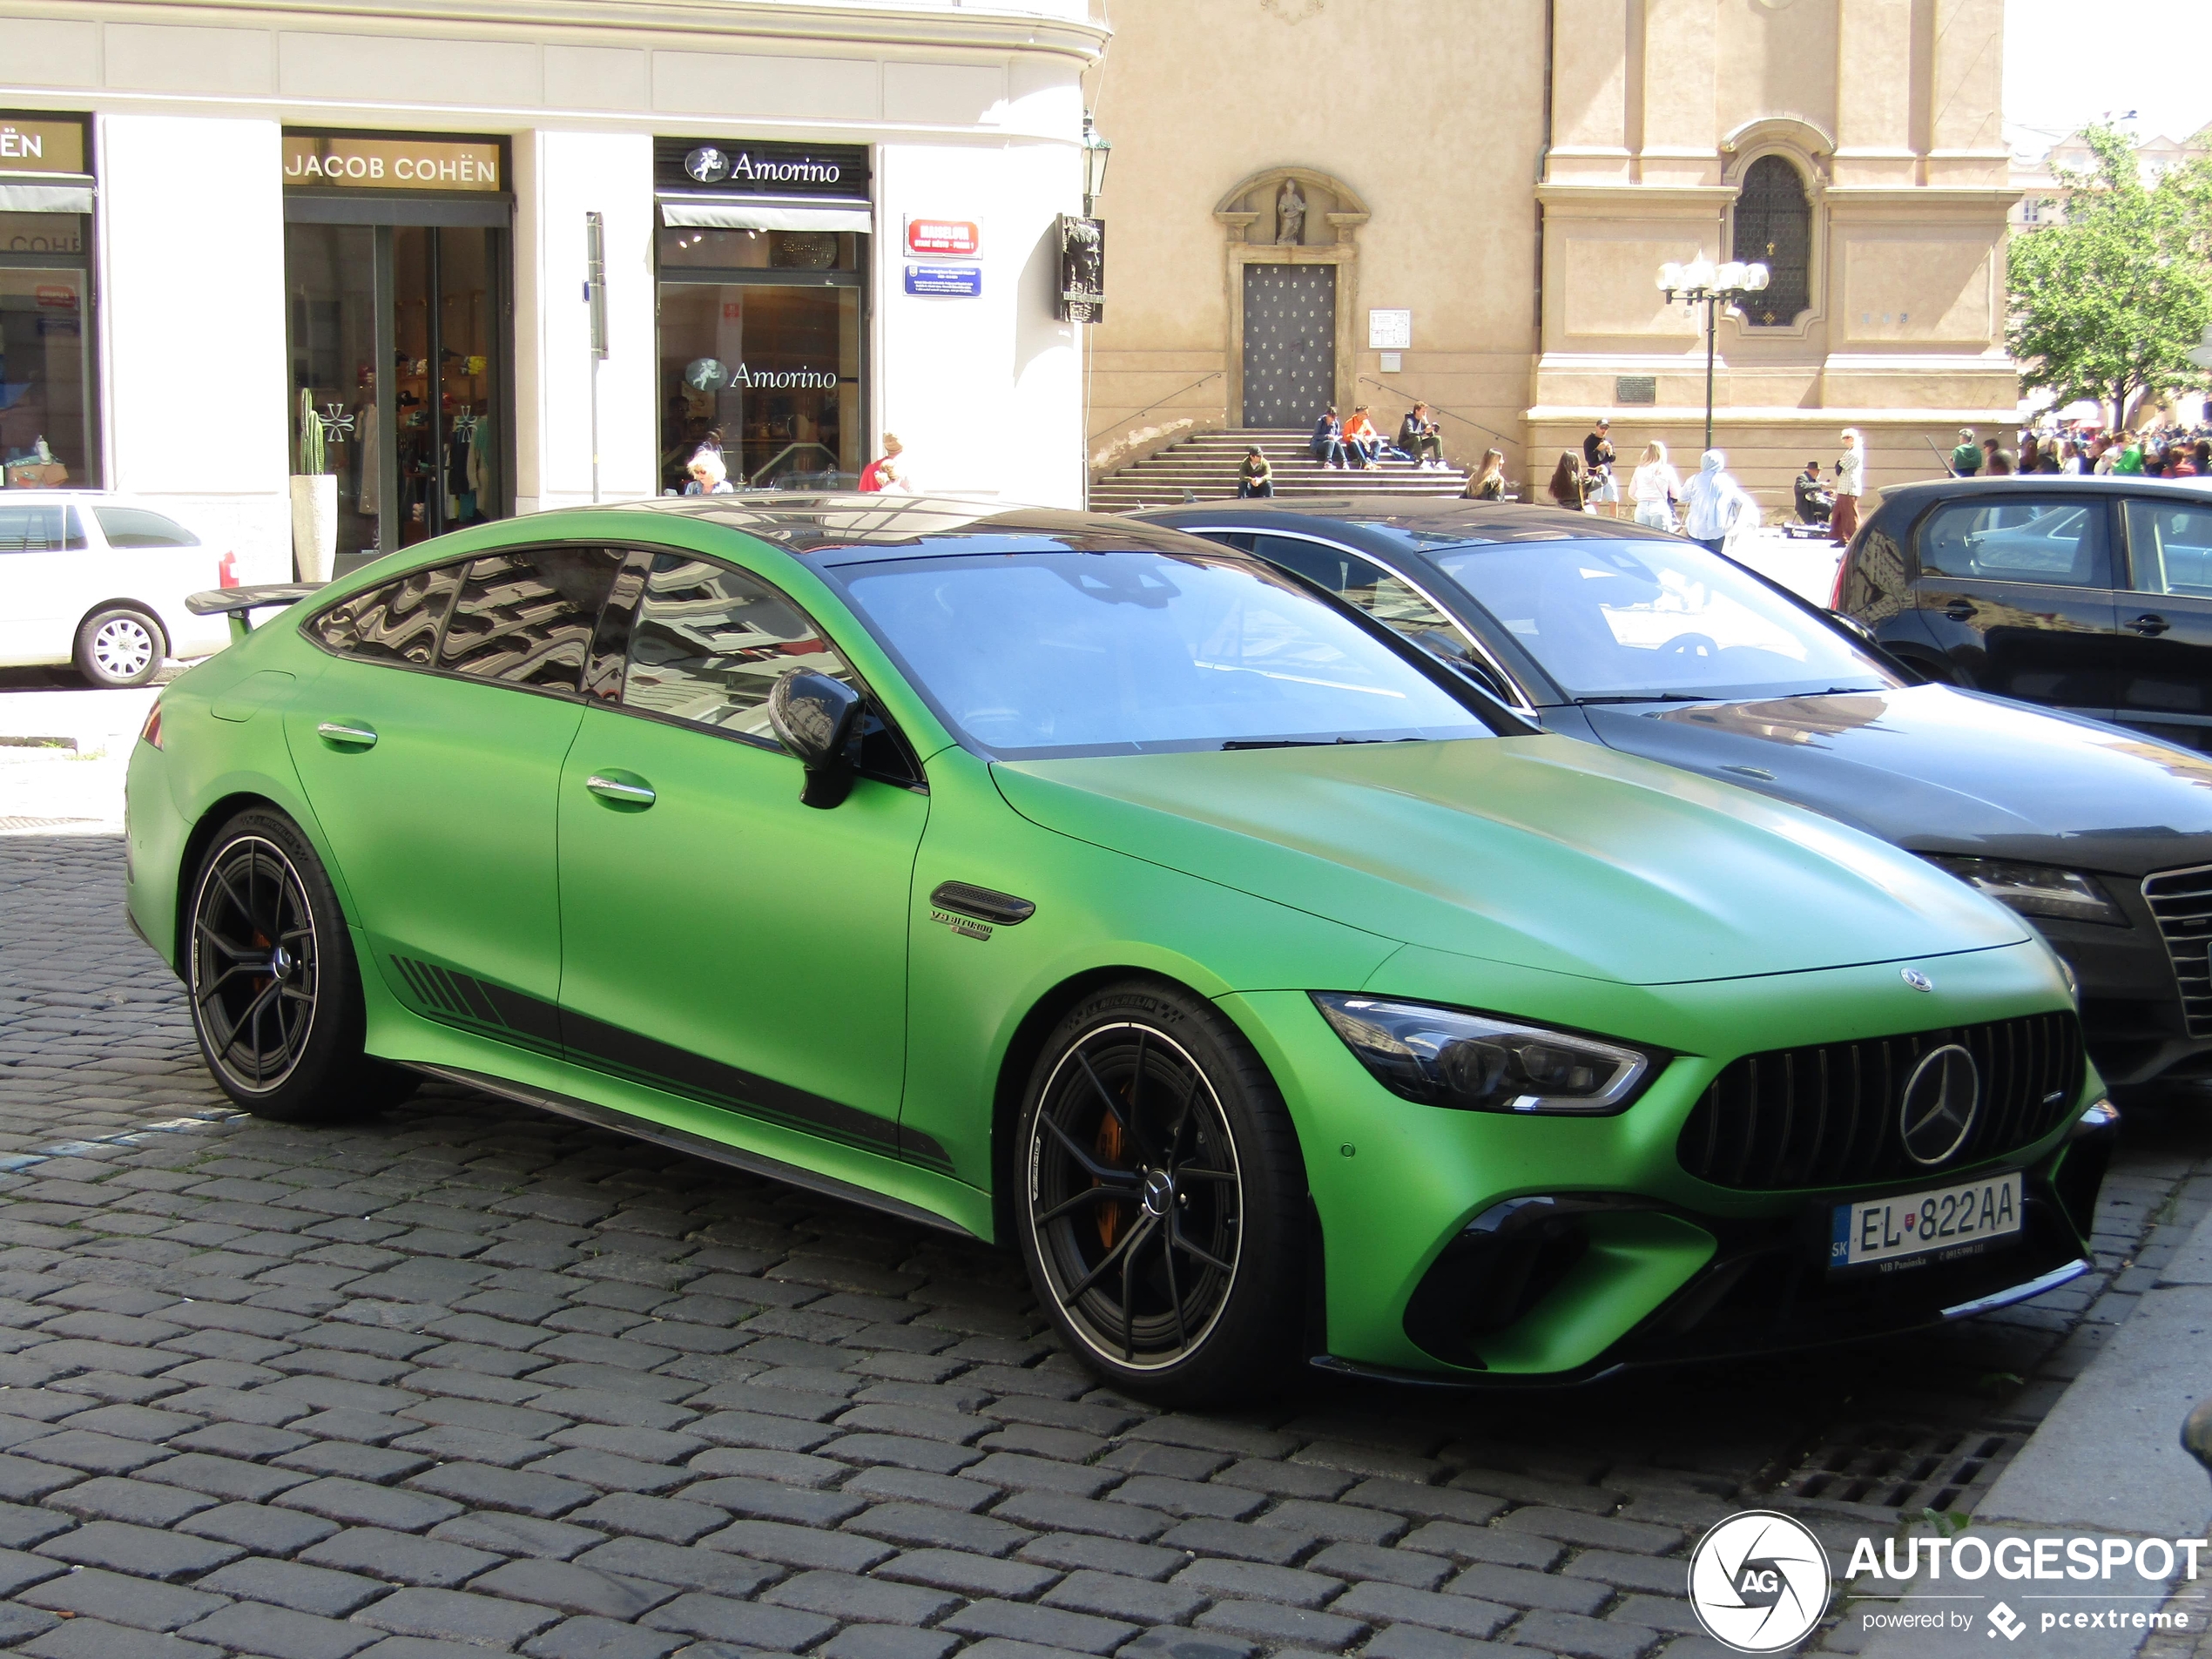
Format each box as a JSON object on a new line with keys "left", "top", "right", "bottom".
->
{"left": 1658, "top": 255, "right": 1770, "bottom": 452}
{"left": 1081, "top": 113, "right": 1112, "bottom": 217}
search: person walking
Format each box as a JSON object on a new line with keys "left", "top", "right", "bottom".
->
{"left": 1582, "top": 418, "right": 1618, "bottom": 517}
{"left": 1548, "top": 451, "right": 1591, "bottom": 511}
{"left": 1311, "top": 408, "right": 1346, "bottom": 469}
{"left": 1237, "top": 447, "right": 1275, "bottom": 497}
{"left": 1678, "top": 449, "right": 1750, "bottom": 555}
{"left": 1399, "top": 403, "right": 1444, "bottom": 469}
{"left": 1630, "top": 442, "right": 1681, "bottom": 530}
{"left": 1464, "top": 448, "right": 1507, "bottom": 501}
{"left": 1981, "top": 437, "right": 2013, "bottom": 475}
{"left": 1831, "top": 428, "right": 1865, "bottom": 546}
{"left": 857, "top": 433, "right": 907, "bottom": 492}
{"left": 683, "top": 448, "right": 733, "bottom": 495}
{"left": 1951, "top": 428, "right": 1981, "bottom": 477}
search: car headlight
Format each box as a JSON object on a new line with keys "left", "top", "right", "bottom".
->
{"left": 1920, "top": 855, "right": 2126, "bottom": 927}
{"left": 1311, "top": 994, "right": 1656, "bottom": 1115}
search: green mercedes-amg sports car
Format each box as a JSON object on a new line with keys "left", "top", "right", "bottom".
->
{"left": 125, "top": 496, "right": 2115, "bottom": 1404}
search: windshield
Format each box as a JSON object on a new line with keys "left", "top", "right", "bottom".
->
{"left": 1433, "top": 537, "right": 1900, "bottom": 703}
{"left": 836, "top": 549, "right": 1495, "bottom": 758}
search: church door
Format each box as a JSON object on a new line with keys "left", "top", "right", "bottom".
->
{"left": 1240, "top": 264, "right": 1335, "bottom": 428}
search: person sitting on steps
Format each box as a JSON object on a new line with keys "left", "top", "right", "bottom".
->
{"left": 1238, "top": 448, "right": 1275, "bottom": 497}
{"left": 1399, "top": 403, "right": 1443, "bottom": 469}
{"left": 1311, "top": 407, "right": 1346, "bottom": 469}
{"left": 1341, "top": 405, "right": 1382, "bottom": 469}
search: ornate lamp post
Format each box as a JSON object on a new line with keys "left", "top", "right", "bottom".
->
{"left": 1658, "top": 256, "right": 1770, "bottom": 452}
{"left": 1080, "top": 113, "right": 1111, "bottom": 217}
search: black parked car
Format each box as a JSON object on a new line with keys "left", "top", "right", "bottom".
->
{"left": 1835, "top": 475, "right": 2212, "bottom": 750}
{"left": 1135, "top": 496, "right": 2212, "bottom": 1093}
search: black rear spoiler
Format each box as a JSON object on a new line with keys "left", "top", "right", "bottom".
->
{"left": 185, "top": 584, "right": 323, "bottom": 642}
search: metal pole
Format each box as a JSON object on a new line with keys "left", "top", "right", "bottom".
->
{"left": 1703, "top": 291, "right": 1717, "bottom": 454}
{"left": 584, "top": 212, "right": 607, "bottom": 504}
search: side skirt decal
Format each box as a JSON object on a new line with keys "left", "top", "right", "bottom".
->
{"left": 389, "top": 954, "right": 954, "bottom": 1174}
{"left": 410, "top": 1062, "right": 977, "bottom": 1239}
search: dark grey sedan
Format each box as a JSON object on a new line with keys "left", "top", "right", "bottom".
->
{"left": 1136, "top": 496, "right": 2212, "bottom": 1092}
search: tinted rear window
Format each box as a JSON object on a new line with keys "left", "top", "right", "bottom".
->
{"left": 93, "top": 506, "right": 199, "bottom": 548}
{"left": 435, "top": 548, "right": 622, "bottom": 693}
{"left": 312, "top": 564, "right": 463, "bottom": 666}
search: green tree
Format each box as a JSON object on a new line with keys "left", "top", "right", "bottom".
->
{"left": 2009, "top": 125, "right": 2212, "bottom": 427}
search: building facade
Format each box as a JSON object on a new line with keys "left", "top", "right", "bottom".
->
{"left": 1085, "top": 0, "right": 2019, "bottom": 507}
{"left": 0, "top": 0, "right": 1103, "bottom": 577}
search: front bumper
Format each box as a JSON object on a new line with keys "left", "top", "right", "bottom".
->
{"left": 1224, "top": 943, "right": 2110, "bottom": 1381}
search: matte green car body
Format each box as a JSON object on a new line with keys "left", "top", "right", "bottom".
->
{"left": 125, "top": 502, "right": 2109, "bottom": 1382}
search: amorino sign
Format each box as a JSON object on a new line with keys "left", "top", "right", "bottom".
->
{"left": 654, "top": 138, "right": 870, "bottom": 200}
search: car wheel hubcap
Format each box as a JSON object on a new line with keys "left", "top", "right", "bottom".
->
{"left": 92, "top": 618, "right": 154, "bottom": 678}
{"left": 189, "top": 836, "right": 319, "bottom": 1093}
{"left": 1028, "top": 1022, "right": 1243, "bottom": 1370}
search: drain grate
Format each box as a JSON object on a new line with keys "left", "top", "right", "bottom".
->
{"left": 0, "top": 816, "right": 97, "bottom": 832}
{"left": 1781, "top": 1421, "right": 2026, "bottom": 1516}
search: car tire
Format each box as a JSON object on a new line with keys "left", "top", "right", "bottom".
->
{"left": 73, "top": 605, "right": 166, "bottom": 689}
{"left": 185, "top": 808, "right": 416, "bottom": 1122}
{"left": 1015, "top": 979, "right": 1308, "bottom": 1406}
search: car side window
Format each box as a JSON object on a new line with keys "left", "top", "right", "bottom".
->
{"left": 621, "top": 551, "right": 918, "bottom": 783}
{"left": 92, "top": 506, "right": 199, "bottom": 548}
{"left": 435, "top": 547, "right": 621, "bottom": 694}
{"left": 1917, "top": 499, "right": 2110, "bottom": 588}
{"left": 0, "top": 502, "right": 85, "bottom": 553}
{"left": 2124, "top": 501, "right": 2212, "bottom": 597}
{"left": 1250, "top": 533, "right": 1514, "bottom": 700}
{"left": 311, "top": 563, "right": 465, "bottom": 665}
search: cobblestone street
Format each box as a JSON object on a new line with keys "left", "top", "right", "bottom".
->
{"left": 0, "top": 826, "right": 2207, "bottom": 1659}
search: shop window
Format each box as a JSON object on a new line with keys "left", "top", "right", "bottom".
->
{"left": 658, "top": 281, "right": 861, "bottom": 494}
{"left": 1732, "top": 156, "right": 1812, "bottom": 327}
{"left": 0, "top": 224, "right": 95, "bottom": 490}
{"left": 658, "top": 228, "right": 857, "bottom": 273}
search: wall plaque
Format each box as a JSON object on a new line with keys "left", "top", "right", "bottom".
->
{"left": 1056, "top": 214, "right": 1103, "bottom": 324}
{"left": 1367, "top": 308, "right": 1411, "bottom": 349}
{"left": 285, "top": 133, "right": 502, "bottom": 192}
{"left": 1615, "top": 375, "right": 1657, "bottom": 405}
{"left": 0, "top": 116, "right": 86, "bottom": 176}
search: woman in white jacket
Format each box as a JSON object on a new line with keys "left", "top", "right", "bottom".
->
{"left": 1629, "top": 442, "right": 1682, "bottom": 531}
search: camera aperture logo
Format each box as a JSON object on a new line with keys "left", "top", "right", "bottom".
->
{"left": 1689, "top": 1511, "right": 1833, "bottom": 1653}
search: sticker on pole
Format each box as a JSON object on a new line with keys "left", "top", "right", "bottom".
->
{"left": 1688, "top": 1510, "right": 1831, "bottom": 1653}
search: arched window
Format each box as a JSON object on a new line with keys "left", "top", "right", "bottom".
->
{"left": 1733, "top": 156, "right": 1812, "bottom": 327}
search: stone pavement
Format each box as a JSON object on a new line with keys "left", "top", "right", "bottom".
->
{"left": 0, "top": 826, "right": 2208, "bottom": 1659}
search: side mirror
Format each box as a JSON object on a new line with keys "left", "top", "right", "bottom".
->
{"left": 767, "top": 670, "right": 862, "bottom": 809}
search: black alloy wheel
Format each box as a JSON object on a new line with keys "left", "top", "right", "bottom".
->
{"left": 191, "top": 833, "right": 320, "bottom": 1093}
{"left": 185, "top": 809, "right": 415, "bottom": 1121}
{"left": 1017, "top": 981, "right": 1306, "bottom": 1405}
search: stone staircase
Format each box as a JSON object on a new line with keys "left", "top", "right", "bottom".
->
{"left": 1089, "top": 427, "right": 1472, "bottom": 511}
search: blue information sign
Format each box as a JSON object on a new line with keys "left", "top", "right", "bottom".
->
{"left": 905, "top": 263, "right": 982, "bottom": 298}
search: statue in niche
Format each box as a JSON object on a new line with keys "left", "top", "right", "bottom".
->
{"left": 1275, "top": 178, "right": 1305, "bottom": 246}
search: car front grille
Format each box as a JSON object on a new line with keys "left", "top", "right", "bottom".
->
{"left": 1677, "top": 1012, "right": 2084, "bottom": 1190}
{"left": 2142, "top": 865, "right": 2212, "bottom": 1038}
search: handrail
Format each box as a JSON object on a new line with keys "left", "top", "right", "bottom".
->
{"left": 749, "top": 442, "right": 845, "bottom": 486}
{"left": 1087, "top": 371, "right": 1224, "bottom": 443}
{"left": 1355, "top": 376, "right": 1517, "bottom": 448}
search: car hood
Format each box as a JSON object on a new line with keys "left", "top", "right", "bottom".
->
{"left": 991, "top": 735, "right": 2027, "bottom": 986}
{"left": 1579, "top": 685, "right": 2212, "bottom": 873}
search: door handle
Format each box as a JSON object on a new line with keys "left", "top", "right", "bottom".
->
{"left": 586, "top": 772, "right": 656, "bottom": 806}
{"left": 316, "top": 721, "right": 378, "bottom": 749}
{"left": 1942, "top": 600, "right": 1976, "bottom": 622}
{"left": 2128, "top": 613, "right": 2171, "bottom": 637}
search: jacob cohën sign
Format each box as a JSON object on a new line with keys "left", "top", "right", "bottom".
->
{"left": 657, "top": 138, "right": 870, "bottom": 200}
{"left": 284, "top": 135, "right": 502, "bottom": 192}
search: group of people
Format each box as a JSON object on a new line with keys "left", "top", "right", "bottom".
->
{"left": 1535, "top": 418, "right": 1865, "bottom": 549}
{"left": 1951, "top": 423, "right": 2212, "bottom": 480}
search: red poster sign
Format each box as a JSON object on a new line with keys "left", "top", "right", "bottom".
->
{"left": 905, "top": 218, "right": 980, "bottom": 258}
